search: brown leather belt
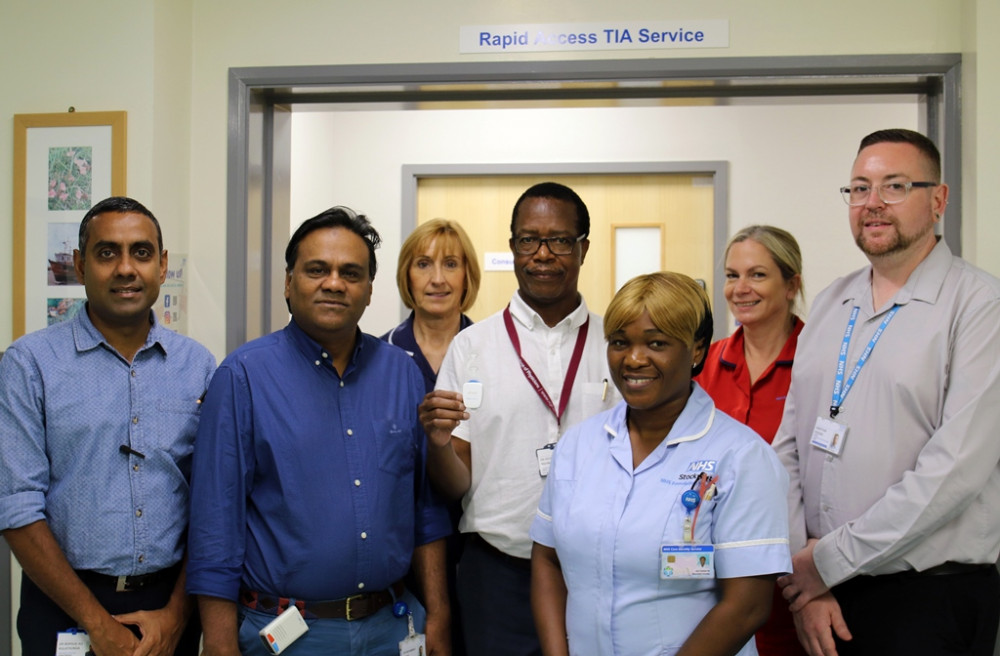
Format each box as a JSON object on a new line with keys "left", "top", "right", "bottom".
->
{"left": 240, "top": 580, "right": 405, "bottom": 621}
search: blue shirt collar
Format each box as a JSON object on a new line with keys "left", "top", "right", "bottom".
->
{"left": 71, "top": 305, "right": 165, "bottom": 357}
{"left": 284, "top": 318, "right": 366, "bottom": 374}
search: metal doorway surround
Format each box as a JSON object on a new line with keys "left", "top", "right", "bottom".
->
{"left": 225, "top": 54, "right": 961, "bottom": 353}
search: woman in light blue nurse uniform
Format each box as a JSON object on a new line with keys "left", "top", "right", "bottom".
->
{"left": 530, "top": 272, "right": 791, "bottom": 656}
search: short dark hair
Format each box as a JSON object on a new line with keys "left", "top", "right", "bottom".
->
{"left": 510, "top": 182, "right": 591, "bottom": 240}
{"left": 79, "top": 197, "right": 162, "bottom": 252}
{"left": 858, "top": 129, "right": 942, "bottom": 181}
{"left": 285, "top": 206, "right": 381, "bottom": 280}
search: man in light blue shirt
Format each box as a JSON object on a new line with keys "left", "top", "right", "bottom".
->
{"left": 0, "top": 197, "right": 215, "bottom": 656}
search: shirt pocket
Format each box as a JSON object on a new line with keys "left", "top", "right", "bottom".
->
{"left": 373, "top": 418, "right": 416, "bottom": 477}
{"left": 155, "top": 398, "right": 202, "bottom": 458}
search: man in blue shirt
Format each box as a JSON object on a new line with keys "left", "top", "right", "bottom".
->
{"left": 187, "top": 207, "right": 451, "bottom": 655}
{"left": 0, "top": 197, "right": 216, "bottom": 656}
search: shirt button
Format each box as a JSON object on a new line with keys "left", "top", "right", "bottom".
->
{"left": 357, "top": 582, "right": 365, "bottom": 590}
{"left": 347, "top": 429, "right": 354, "bottom": 436}
{"left": 354, "top": 479, "right": 361, "bottom": 487}
{"left": 133, "top": 464, "right": 139, "bottom": 472}
{"left": 322, "top": 352, "right": 329, "bottom": 359}
{"left": 135, "top": 509, "right": 142, "bottom": 517}
{"left": 340, "top": 381, "right": 345, "bottom": 388}
{"left": 130, "top": 370, "right": 136, "bottom": 377}
{"left": 315, "top": 360, "right": 321, "bottom": 366}
{"left": 361, "top": 532, "right": 367, "bottom": 539}
{"left": 132, "top": 416, "right": 139, "bottom": 424}
{"left": 138, "top": 554, "right": 145, "bottom": 563}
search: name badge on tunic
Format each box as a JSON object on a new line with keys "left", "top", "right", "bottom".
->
{"left": 660, "top": 544, "right": 715, "bottom": 579}
{"left": 536, "top": 442, "right": 556, "bottom": 477}
{"left": 811, "top": 416, "right": 847, "bottom": 455}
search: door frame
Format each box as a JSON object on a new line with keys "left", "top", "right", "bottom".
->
{"left": 225, "top": 54, "right": 961, "bottom": 351}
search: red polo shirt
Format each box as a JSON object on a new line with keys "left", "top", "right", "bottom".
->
{"left": 696, "top": 317, "right": 806, "bottom": 656}
{"left": 696, "top": 317, "right": 803, "bottom": 444}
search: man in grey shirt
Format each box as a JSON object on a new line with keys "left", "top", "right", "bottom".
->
{"left": 773, "top": 129, "right": 1000, "bottom": 656}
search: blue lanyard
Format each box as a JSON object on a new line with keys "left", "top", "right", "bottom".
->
{"left": 830, "top": 305, "right": 899, "bottom": 419}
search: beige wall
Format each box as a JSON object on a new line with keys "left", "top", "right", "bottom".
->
{"left": 1, "top": 0, "right": 993, "bottom": 357}
{"left": 963, "top": 0, "right": 1000, "bottom": 267}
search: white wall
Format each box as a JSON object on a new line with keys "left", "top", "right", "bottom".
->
{"left": 290, "top": 98, "right": 918, "bottom": 336}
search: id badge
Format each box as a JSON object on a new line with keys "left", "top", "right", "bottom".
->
{"left": 258, "top": 606, "right": 309, "bottom": 655}
{"left": 811, "top": 416, "right": 848, "bottom": 455}
{"left": 56, "top": 629, "right": 90, "bottom": 656}
{"left": 536, "top": 442, "right": 556, "bottom": 477}
{"left": 398, "top": 633, "right": 426, "bottom": 656}
{"left": 660, "top": 544, "right": 715, "bottom": 579}
{"left": 398, "top": 612, "right": 427, "bottom": 656}
{"left": 56, "top": 629, "right": 94, "bottom": 656}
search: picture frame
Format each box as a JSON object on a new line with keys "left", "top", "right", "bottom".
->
{"left": 13, "top": 111, "right": 126, "bottom": 338}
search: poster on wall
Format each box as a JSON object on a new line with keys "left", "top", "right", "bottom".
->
{"left": 13, "top": 111, "right": 127, "bottom": 339}
{"left": 153, "top": 254, "right": 190, "bottom": 335}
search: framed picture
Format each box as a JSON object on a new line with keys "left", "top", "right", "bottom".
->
{"left": 13, "top": 111, "right": 126, "bottom": 338}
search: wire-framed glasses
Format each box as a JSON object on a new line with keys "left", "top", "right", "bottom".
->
{"left": 839, "top": 181, "right": 938, "bottom": 206}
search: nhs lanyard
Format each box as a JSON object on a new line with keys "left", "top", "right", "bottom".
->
{"left": 830, "top": 304, "right": 898, "bottom": 419}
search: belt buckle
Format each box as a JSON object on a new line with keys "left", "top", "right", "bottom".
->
{"left": 344, "top": 593, "right": 366, "bottom": 621}
{"left": 115, "top": 576, "right": 130, "bottom": 592}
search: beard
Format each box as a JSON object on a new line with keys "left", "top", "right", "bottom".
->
{"left": 853, "top": 211, "right": 934, "bottom": 258}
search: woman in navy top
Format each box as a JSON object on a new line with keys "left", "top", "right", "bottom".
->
{"left": 381, "top": 219, "right": 481, "bottom": 393}
{"left": 382, "top": 218, "right": 481, "bottom": 655}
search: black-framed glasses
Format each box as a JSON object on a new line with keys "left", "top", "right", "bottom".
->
{"left": 839, "top": 181, "right": 938, "bottom": 206}
{"left": 511, "top": 234, "right": 586, "bottom": 255}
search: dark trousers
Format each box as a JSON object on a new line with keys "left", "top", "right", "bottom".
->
{"left": 832, "top": 564, "right": 1000, "bottom": 656}
{"left": 17, "top": 568, "right": 201, "bottom": 656}
{"left": 456, "top": 534, "right": 541, "bottom": 656}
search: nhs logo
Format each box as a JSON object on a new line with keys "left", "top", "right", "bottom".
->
{"left": 686, "top": 460, "right": 717, "bottom": 473}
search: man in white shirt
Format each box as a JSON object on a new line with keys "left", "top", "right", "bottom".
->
{"left": 420, "top": 182, "right": 619, "bottom": 656}
{"left": 773, "top": 129, "right": 1000, "bottom": 656}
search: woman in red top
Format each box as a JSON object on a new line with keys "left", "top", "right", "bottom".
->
{"left": 696, "top": 224, "right": 805, "bottom": 656}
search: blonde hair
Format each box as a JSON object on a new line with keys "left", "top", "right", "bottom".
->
{"left": 604, "top": 272, "right": 713, "bottom": 374}
{"left": 726, "top": 225, "right": 805, "bottom": 313}
{"left": 396, "top": 219, "right": 481, "bottom": 313}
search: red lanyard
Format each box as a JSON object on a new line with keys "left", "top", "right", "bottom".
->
{"left": 502, "top": 306, "right": 589, "bottom": 428}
